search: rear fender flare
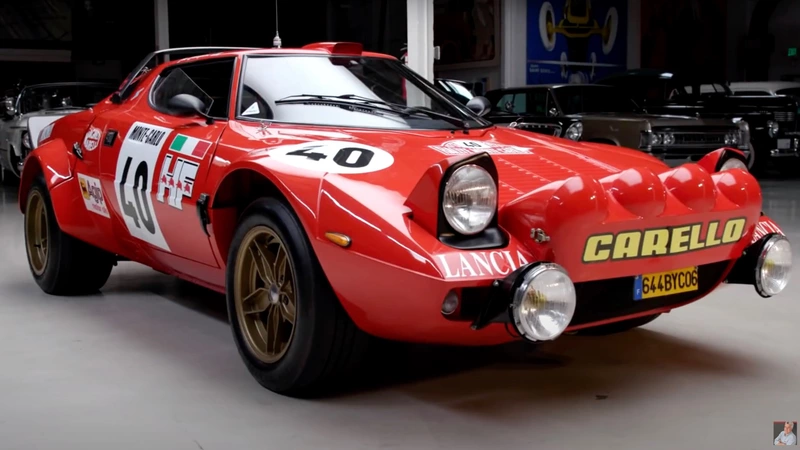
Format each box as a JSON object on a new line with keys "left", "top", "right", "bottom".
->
{"left": 18, "top": 138, "right": 76, "bottom": 213}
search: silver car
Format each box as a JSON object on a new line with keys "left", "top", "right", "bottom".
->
{"left": 0, "top": 82, "right": 114, "bottom": 179}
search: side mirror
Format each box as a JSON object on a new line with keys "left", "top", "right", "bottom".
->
{"left": 548, "top": 107, "right": 559, "bottom": 117}
{"left": 466, "top": 96, "right": 492, "bottom": 117}
{"left": 167, "top": 93, "right": 214, "bottom": 124}
{"left": 168, "top": 93, "right": 207, "bottom": 116}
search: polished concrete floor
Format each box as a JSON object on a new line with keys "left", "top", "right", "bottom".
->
{"left": 0, "top": 179, "right": 798, "bottom": 450}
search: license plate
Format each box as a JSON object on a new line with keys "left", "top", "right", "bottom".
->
{"left": 778, "top": 139, "right": 791, "bottom": 149}
{"left": 634, "top": 267, "right": 698, "bottom": 300}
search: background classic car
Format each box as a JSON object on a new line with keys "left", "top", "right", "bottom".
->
{"left": 0, "top": 82, "right": 114, "bottom": 179}
{"left": 596, "top": 70, "right": 800, "bottom": 174}
{"left": 485, "top": 84, "right": 749, "bottom": 166}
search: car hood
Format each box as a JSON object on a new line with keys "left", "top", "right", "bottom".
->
{"left": 257, "top": 124, "right": 668, "bottom": 206}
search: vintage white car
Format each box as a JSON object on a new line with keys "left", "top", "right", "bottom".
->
{"left": 0, "top": 82, "right": 114, "bottom": 179}
{"left": 728, "top": 81, "right": 800, "bottom": 99}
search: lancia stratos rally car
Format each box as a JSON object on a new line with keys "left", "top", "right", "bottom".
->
{"left": 20, "top": 43, "right": 792, "bottom": 397}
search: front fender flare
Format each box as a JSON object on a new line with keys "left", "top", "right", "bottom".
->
{"left": 18, "top": 138, "right": 76, "bottom": 213}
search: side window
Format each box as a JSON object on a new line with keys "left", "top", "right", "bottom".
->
{"left": 239, "top": 85, "right": 272, "bottom": 119}
{"left": 529, "top": 90, "right": 548, "bottom": 115}
{"left": 495, "top": 93, "right": 524, "bottom": 113}
{"left": 151, "top": 58, "right": 235, "bottom": 119}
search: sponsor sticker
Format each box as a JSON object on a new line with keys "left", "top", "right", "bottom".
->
{"left": 751, "top": 217, "right": 783, "bottom": 244}
{"left": 83, "top": 126, "right": 102, "bottom": 151}
{"left": 582, "top": 218, "right": 747, "bottom": 263}
{"left": 78, "top": 173, "right": 110, "bottom": 218}
{"left": 429, "top": 139, "right": 531, "bottom": 156}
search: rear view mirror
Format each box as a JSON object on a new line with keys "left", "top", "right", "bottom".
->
{"left": 466, "top": 96, "right": 491, "bottom": 117}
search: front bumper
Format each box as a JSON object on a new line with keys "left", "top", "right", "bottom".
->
{"left": 448, "top": 259, "right": 730, "bottom": 333}
{"left": 445, "top": 226, "right": 788, "bottom": 340}
{"left": 768, "top": 135, "right": 800, "bottom": 157}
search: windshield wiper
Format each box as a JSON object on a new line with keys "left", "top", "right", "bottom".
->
{"left": 275, "top": 94, "right": 470, "bottom": 130}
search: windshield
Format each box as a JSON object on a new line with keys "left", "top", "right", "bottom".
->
{"left": 552, "top": 86, "right": 640, "bottom": 114}
{"left": 238, "top": 55, "right": 489, "bottom": 130}
{"left": 18, "top": 84, "right": 113, "bottom": 114}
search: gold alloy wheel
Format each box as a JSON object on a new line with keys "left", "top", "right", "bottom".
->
{"left": 25, "top": 190, "right": 49, "bottom": 276}
{"left": 233, "top": 226, "right": 297, "bottom": 364}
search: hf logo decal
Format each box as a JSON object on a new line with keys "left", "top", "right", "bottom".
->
{"left": 268, "top": 140, "right": 394, "bottom": 174}
{"left": 157, "top": 154, "right": 199, "bottom": 210}
{"left": 114, "top": 122, "right": 171, "bottom": 251}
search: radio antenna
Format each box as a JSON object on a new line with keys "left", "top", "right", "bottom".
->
{"left": 273, "top": 0, "right": 282, "bottom": 48}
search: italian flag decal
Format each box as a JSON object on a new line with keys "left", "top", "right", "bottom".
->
{"left": 169, "top": 134, "right": 211, "bottom": 159}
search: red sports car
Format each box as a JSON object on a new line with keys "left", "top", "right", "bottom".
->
{"left": 19, "top": 43, "right": 792, "bottom": 397}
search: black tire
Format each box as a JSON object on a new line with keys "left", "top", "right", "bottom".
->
{"left": 575, "top": 313, "right": 661, "bottom": 336}
{"left": 23, "top": 175, "right": 115, "bottom": 295}
{"left": 226, "top": 197, "right": 370, "bottom": 397}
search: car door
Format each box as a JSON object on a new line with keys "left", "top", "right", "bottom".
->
{"left": 94, "top": 57, "right": 236, "bottom": 269}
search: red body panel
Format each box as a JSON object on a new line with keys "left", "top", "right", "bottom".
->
{"left": 18, "top": 47, "right": 787, "bottom": 346}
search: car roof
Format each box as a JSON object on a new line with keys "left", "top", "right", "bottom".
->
{"left": 599, "top": 69, "right": 727, "bottom": 84}
{"left": 161, "top": 45, "right": 396, "bottom": 68}
{"left": 729, "top": 81, "right": 800, "bottom": 92}
{"left": 487, "top": 84, "right": 612, "bottom": 93}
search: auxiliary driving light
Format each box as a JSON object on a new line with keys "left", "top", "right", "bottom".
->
{"left": 755, "top": 235, "right": 792, "bottom": 297}
{"left": 510, "top": 263, "right": 576, "bottom": 341}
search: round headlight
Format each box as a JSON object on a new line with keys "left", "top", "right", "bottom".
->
{"left": 755, "top": 235, "right": 792, "bottom": 297}
{"left": 719, "top": 157, "right": 748, "bottom": 172}
{"left": 565, "top": 122, "right": 583, "bottom": 141}
{"left": 442, "top": 164, "right": 497, "bottom": 235}
{"left": 662, "top": 133, "right": 675, "bottom": 146}
{"left": 649, "top": 133, "right": 662, "bottom": 146}
{"left": 21, "top": 131, "right": 31, "bottom": 149}
{"left": 510, "top": 263, "right": 577, "bottom": 341}
{"left": 768, "top": 120, "right": 779, "bottom": 138}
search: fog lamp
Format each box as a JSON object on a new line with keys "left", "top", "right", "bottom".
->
{"left": 510, "top": 263, "right": 576, "bottom": 341}
{"left": 755, "top": 235, "right": 792, "bottom": 297}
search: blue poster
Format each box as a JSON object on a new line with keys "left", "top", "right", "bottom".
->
{"left": 526, "top": 0, "right": 627, "bottom": 84}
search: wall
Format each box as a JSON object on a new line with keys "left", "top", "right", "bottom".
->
{"left": 766, "top": 0, "right": 800, "bottom": 80}
{"left": 433, "top": 0, "right": 502, "bottom": 92}
{"left": 461, "top": 0, "right": 640, "bottom": 90}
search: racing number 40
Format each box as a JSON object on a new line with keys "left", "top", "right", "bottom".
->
{"left": 287, "top": 146, "right": 374, "bottom": 168}
{"left": 119, "top": 156, "right": 156, "bottom": 234}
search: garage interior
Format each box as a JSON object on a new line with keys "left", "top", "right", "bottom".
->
{"left": 1, "top": 0, "right": 799, "bottom": 449}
